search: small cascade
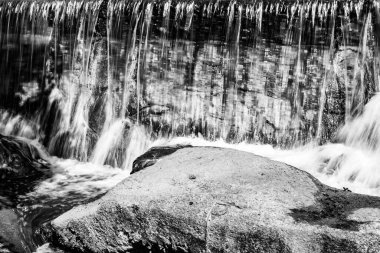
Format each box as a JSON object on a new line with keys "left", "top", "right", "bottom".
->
{"left": 0, "top": 0, "right": 378, "bottom": 170}
{"left": 340, "top": 93, "right": 380, "bottom": 151}
{"left": 90, "top": 118, "right": 126, "bottom": 165}
{"left": 2, "top": 0, "right": 380, "bottom": 252}
{"left": 0, "top": 110, "right": 37, "bottom": 139}
{"left": 122, "top": 125, "right": 152, "bottom": 171}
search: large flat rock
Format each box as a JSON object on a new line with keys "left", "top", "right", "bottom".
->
{"left": 42, "top": 147, "right": 380, "bottom": 252}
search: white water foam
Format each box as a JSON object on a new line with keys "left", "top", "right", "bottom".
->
{"left": 26, "top": 157, "right": 129, "bottom": 202}
{"left": 0, "top": 110, "right": 37, "bottom": 139}
{"left": 34, "top": 243, "right": 64, "bottom": 253}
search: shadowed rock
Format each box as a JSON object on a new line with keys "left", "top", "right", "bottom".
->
{"left": 0, "top": 135, "right": 52, "bottom": 252}
{"left": 41, "top": 147, "right": 380, "bottom": 252}
{"left": 0, "top": 134, "right": 51, "bottom": 200}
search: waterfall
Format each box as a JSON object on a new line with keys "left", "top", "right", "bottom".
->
{"left": 0, "top": 0, "right": 378, "bottom": 173}
{"left": 4, "top": 1, "right": 380, "bottom": 252}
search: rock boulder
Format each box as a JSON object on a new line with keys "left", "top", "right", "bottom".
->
{"left": 42, "top": 147, "right": 380, "bottom": 252}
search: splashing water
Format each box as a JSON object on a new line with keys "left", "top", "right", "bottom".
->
{"left": 17, "top": 156, "right": 130, "bottom": 252}
{"left": 91, "top": 119, "right": 127, "bottom": 165}
{"left": 340, "top": 93, "right": 380, "bottom": 151}
{"left": 27, "top": 158, "right": 128, "bottom": 201}
{"left": 0, "top": 110, "right": 37, "bottom": 139}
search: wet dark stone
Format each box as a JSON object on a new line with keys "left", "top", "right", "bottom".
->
{"left": 0, "top": 135, "right": 54, "bottom": 252}
{"left": 131, "top": 145, "right": 192, "bottom": 174}
{"left": 0, "top": 134, "right": 51, "bottom": 203}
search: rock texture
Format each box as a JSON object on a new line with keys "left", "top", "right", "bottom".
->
{"left": 131, "top": 145, "right": 191, "bottom": 174}
{"left": 0, "top": 134, "right": 51, "bottom": 199}
{"left": 0, "top": 209, "right": 25, "bottom": 253}
{"left": 42, "top": 147, "right": 380, "bottom": 253}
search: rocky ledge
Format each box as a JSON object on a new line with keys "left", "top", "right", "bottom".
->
{"left": 41, "top": 147, "right": 380, "bottom": 252}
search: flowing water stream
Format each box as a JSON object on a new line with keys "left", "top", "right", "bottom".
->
{"left": 0, "top": 0, "right": 380, "bottom": 252}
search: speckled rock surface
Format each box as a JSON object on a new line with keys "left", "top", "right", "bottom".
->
{"left": 42, "top": 147, "right": 380, "bottom": 252}
{"left": 0, "top": 209, "right": 24, "bottom": 253}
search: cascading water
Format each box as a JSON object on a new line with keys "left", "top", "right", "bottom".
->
{"left": 0, "top": 0, "right": 380, "bottom": 252}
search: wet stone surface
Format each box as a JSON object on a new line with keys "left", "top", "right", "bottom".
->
{"left": 132, "top": 145, "right": 192, "bottom": 174}
{"left": 42, "top": 147, "right": 380, "bottom": 253}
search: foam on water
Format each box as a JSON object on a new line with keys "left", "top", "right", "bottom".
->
{"left": 34, "top": 243, "right": 64, "bottom": 253}
{"left": 22, "top": 125, "right": 152, "bottom": 208}
{"left": 26, "top": 157, "right": 129, "bottom": 201}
